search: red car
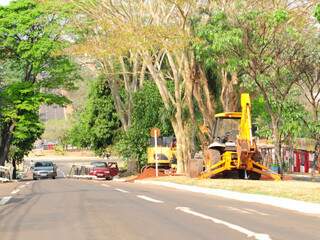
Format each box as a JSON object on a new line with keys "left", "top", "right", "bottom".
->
{"left": 89, "top": 161, "right": 119, "bottom": 180}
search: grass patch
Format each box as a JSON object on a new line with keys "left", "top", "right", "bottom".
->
{"left": 151, "top": 176, "right": 320, "bottom": 203}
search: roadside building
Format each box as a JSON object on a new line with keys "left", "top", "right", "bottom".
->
{"left": 258, "top": 138, "right": 318, "bottom": 174}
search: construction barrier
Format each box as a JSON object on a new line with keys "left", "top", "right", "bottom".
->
{"left": 0, "top": 166, "right": 11, "bottom": 182}
{"left": 68, "top": 164, "right": 97, "bottom": 180}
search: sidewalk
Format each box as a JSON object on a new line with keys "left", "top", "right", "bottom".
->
{"left": 135, "top": 179, "right": 320, "bottom": 215}
{"left": 0, "top": 181, "right": 20, "bottom": 198}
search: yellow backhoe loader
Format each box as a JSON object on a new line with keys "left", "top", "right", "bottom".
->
{"left": 141, "top": 136, "right": 177, "bottom": 172}
{"left": 202, "top": 93, "right": 280, "bottom": 180}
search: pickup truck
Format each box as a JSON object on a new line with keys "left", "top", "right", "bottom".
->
{"left": 89, "top": 161, "right": 119, "bottom": 180}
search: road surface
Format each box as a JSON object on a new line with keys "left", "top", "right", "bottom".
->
{"left": 0, "top": 177, "right": 319, "bottom": 240}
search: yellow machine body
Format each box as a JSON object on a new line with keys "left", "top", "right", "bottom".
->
{"left": 202, "top": 93, "right": 280, "bottom": 180}
{"left": 147, "top": 147, "right": 176, "bottom": 168}
{"left": 145, "top": 136, "right": 177, "bottom": 170}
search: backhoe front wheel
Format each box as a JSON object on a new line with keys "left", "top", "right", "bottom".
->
{"left": 247, "top": 152, "right": 262, "bottom": 180}
{"left": 205, "top": 149, "right": 221, "bottom": 171}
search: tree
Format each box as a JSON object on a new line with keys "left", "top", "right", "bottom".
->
{"left": 68, "top": 77, "right": 120, "bottom": 155}
{"left": 296, "top": 37, "right": 320, "bottom": 141}
{"left": 195, "top": 0, "right": 316, "bottom": 166}
{"left": 0, "top": 0, "right": 79, "bottom": 165}
{"left": 115, "top": 81, "right": 173, "bottom": 168}
{"left": 0, "top": 81, "right": 67, "bottom": 175}
{"left": 69, "top": 0, "right": 216, "bottom": 173}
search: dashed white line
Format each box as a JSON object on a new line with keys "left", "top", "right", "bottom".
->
{"left": 0, "top": 196, "right": 12, "bottom": 206}
{"left": 227, "top": 206, "right": 252, "bottom": 214}
{"left": 101, "top": 184, "right": 110, "bottom": 187}
{"left": 176, "top": 207, "right": 272, "bottom": 240}
{"left": 243, "top": 208, "right": 269, "bottom": 216}
{"left": 11, "top": 189, "right": 20, "bottom": 195}
{"left": 136, "top": 195, "right": 164, "bottom": 203}
{"left": 114, "top": 188, "right": 129, "bottom": 193}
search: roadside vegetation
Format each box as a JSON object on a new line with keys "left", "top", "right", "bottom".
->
{"left": 0, "top": 0, "right": 319, "bottom": 177}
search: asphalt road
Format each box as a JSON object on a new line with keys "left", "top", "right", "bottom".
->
{"left": 0, "top": 177, "right": 319, "bottom": 240}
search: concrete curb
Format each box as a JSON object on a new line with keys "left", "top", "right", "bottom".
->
{"left": 134, "top": 180, "right": 320, "bottom": 215}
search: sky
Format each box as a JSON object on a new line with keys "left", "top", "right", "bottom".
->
{"left": 0, "top": 0, "right": 11, "bottom": 6}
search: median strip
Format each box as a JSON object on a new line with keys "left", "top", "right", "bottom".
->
{"left": 136, "top": 195, "right": 164, "bottom": 203}
{"left": 0, "top": 196, "right": 12, "bottom": 206}
{"left": 176, "top": 207, "right": 272, "bottom": 240}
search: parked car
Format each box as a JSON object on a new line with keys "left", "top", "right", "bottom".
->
{"left": 89, "top": 161, "right": 119, "bottom": 180}
{"left": 32, "top": 161, "right": 57, "bottom": 180}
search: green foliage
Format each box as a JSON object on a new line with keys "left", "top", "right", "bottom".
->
{"left": 0, "top": 0, "right": 79, "bottom": 165}
{"left": 194, "top": 11, "right": 243, "bottom": 71}
{"left": 252, "top": 95, "right": 307, "bottom": 142}
{"left": 68, "top": 77, "right": 120, "bottom": 155}
{"left": 0, "top": 0, "right": 80, "bottom": 89}
{"left": 315, "top": 4, "right": 320, "bottom": 22}
{"left": 0, "top": 82, "right": 67, "bottom": 162}
{"left": 115, "top": 81, "right": 173, "bottom": 167}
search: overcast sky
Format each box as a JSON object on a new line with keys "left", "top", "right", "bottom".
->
{"left": 0, "top": 0, "right": 11, "bottom": 6}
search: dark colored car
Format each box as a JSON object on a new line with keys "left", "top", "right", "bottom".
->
{"left": 89, "top": 161, "right": 119, "bottom": 180}
{"left": 32, "top": 161, "right": 57, "bottom": 180}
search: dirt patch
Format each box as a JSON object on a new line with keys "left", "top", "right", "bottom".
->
{"left": 126, "top": 168, "right": 182, "bottom": 182}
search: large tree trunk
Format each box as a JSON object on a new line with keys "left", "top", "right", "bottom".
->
{"left": 220, "top": 69, "right": 239, "bottom": 112}
{"left": 12, "top": 158, "right": 17, "bottom": 180}
{"left": 0, "top": 123, "right": 15, "bottom": 166}
{"left": 172, "top": 120, "right": 192, "bottom": 174}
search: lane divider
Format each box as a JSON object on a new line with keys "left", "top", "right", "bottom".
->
{"left": 136, "top": 195, "right": 164, "bottom": 203}
{"left": 176, "top": 207, "right": 272, "bottom": 240}
{"left": 227, "top": 206, "right": 252, "bottom": 215}
{"left": 11, "top": 189, "right": 20, "bottom": 195}
{"left": 19, "top": 185, "right": 26, "bottom": 189}
{"left": 114, "top": 188, "right": 129, "bottom": 193}
{"left": 0, "top": 196, "right": 12, "bottom": 206}
{"left": 101, "top": 184, "right": 110, "bottom": 188}
{"left": 243, "top": 208, "right": 269, "bottom": 216}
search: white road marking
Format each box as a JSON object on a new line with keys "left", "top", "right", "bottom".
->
{"left": 0, "top": 196, "right": 12, "bottom": 206}
{"left": 244, "top": 208, "right": 269, "bottom": 216}
{"left": 136, "top": 195, "right": 164, "bottom": 203}
{"left": 114, "top": 188, "right": 129, "bottom": 193}
{"left": 19, "top": 185, "right": 26, "bottom": 189}
{"left": 101, "top": 184, "right": 110, "bottom": 187}
{"left": 26, "top": 182, "right": 31, "bottom": 185}
{"left": 176, "top": 207, "right": 272, "bottom": 240}
{"left": 58, "top": 169, "right": 66, "bottom": 178}
{"left": 227, "top": 206, "right": 252, "bottom": 214}
{"left": 11, "top": 189, "right": 20, "bottom": 195}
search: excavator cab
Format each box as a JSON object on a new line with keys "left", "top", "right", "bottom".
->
{"left": 210, "top": 113, "right": 242, "bottom": 152}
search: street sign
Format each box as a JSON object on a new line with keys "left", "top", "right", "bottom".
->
{"left": 150, "top": 128, "right": 160, "bottom": 177}
{"left": 150, "top": 128, "right": 160, "bottom": 137}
